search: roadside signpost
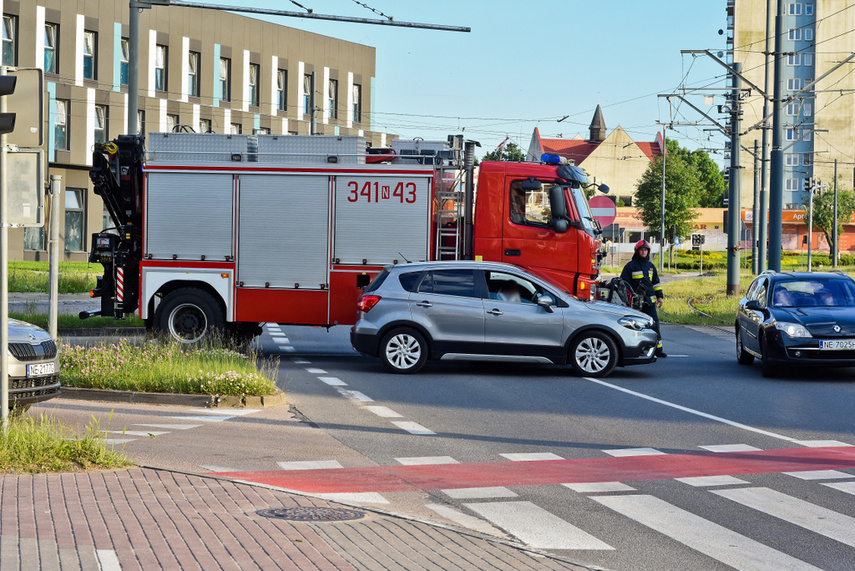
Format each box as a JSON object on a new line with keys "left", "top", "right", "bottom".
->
{"left": 692, "top": 233, "right": 706, "bottom": 276}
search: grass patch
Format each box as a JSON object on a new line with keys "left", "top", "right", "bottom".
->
{"left": 9, "top": 261, "right": 101, "bottom": 294}
{"left": 59, "top": 338, "right": 279, "bottom": 397}
{"left": 9, "top": 312, "right": 145, "bottom": 329}
{"left": 0, "top": 414, "right": 132, "bottom": 473}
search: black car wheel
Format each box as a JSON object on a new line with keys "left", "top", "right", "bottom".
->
{"left": 380, "top": 328, "right": 428, "bottom": 374}
{"left": 570, "top": 331, "right": 618, "bottom": 378}
{"left": 760, "top": 333, "right": 776, "bottom": 378}
{"left": 736, "top": 325, "right": 755, "bottom": 365}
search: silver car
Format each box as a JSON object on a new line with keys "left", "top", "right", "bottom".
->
{"left": 350, "top": 261, "right": 659, "bottom": 377}
{"left": 5, "top": 319, "right": 60, "bottom": 411}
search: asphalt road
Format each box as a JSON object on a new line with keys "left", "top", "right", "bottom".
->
{"left": 249, "top": 321, "right": 855, "bottom": 571}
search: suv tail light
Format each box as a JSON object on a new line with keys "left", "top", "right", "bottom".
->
{"left": 357, "top": 294, "right": 381, "bottom": 313}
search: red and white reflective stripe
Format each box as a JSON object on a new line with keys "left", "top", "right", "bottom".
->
{"left": 117, "top": 268, "right": 124, "bottom": 302}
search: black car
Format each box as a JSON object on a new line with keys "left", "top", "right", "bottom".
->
{"left": 735, "top": 270, "right": 855, "bottom": 376}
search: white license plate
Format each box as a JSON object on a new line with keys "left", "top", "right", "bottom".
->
{"left": 819, "top": 339, "right": 855, "bottom": 351}
{"left": 26, "top": 362, "right": 55, "bottom": 377}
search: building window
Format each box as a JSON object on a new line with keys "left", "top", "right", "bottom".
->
{"left": 83, "top": 31, "right": 96, "bottom": 80}
{"left": 804, "top": 54, "right": 814, "bottom": 67}
{"left": 249, "top": 63, "right": 259, "bottom": 107}
{"left": 803, "top": 154, "right": 812, "bottom": 166}
{"left": 65, "top": 189, "right": 86, "bottom": 252}
{"left": 804, "top": 28, "right": 814, "bottom": 41}
{"left": 352, "top": 83, "right": 361, "bottom": 123}
{"left": 219, "top": 57, "right": 231, "bottom": 101}
{"left": 24, "top": 226, "right": 45, "bottom": 251}
{"left": 328, "top": 79, "right": 338, "bottom": 120}
{"left": 303, "top": 74, "right": 313, "bottom": 115}
{"left": 803, "top": 129, "right": 812, "bottom": 141}
{"left": 785, "top": 178, "right": 799, "bottom": 191}
{"left": 155, "top": 44, "right": 167, "bottom": 91}
{"left": 805, "top": 4, "right": 814, "bottom": 15}
{"left": 166, "top": 113, "right": 179, "bottom": 132}
{"left": 785, "top": 153, "right": 800, "bottom": 166}
{"left": 55, "top": 99, "right": 69, "bottom": 150}
{"left": 230, "top": 122, "right": 242, "bottom": 134}
{"left": 44, "top": 23, "right": 58, "bottom": 73}
{"left": 788, "top": 28, "right": 801, "bottom": 41}
{"left": 786, "top": 128, "right": 798, "bottom": 141}
{"left": 786, "top": 103, "right": 799, "bottom": 116}
{"left": 788, "top": 3, "right": 801, "bottom": 15}
{"left": 804, "top": 103, "right": 813, "bottom": 116}
{"left": 198, "top": 117, "right": 211, "bottom": 133}
{"left": 787, "top": 78, "right": 802, "bottom": 90}
{"left": 137, "top": 110, "right": 145, "bottom": 136}
{"left": 94, "top": 105, "right": 108, "bottom": 143}
{"left": 188, "top": 51, "right": 200, "bottom": 97}
{"left": 120, "top": 38, "right": 129, "bottom": 85}
{"left": 2, "top": 15, "right": 16, "bottom": 66}
{"left": 277, "top": 69, "right": 287, "bottom": 111}
{"left": 254, "top": 127, "right": 270, "bottom": 134}
{"left": 787, "top": 53, "right": 800, "bottom": 66}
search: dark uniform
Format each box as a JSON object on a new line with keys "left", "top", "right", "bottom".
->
{"left": 620, "top": 240, "right": 666, "bottom": 357}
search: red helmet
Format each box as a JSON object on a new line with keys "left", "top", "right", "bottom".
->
{"left": 634, "top": 240, "right": 651, "bottom": 253}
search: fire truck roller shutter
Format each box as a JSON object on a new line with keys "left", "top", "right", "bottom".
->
{"left": 333, "top": 175, "right": 431, "bottom": 265}
{"left": 237, "top": 174, "right": 330, "bottom": 288}
{"left": 145, "top": 173, "right": 234, "bottom": 260}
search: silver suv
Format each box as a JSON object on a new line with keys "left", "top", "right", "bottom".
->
{"left": 6, "top": 319, "right": 60, "bottom": 411}
{"left": 351, "top": 261, "right": 659, "bottom": 377}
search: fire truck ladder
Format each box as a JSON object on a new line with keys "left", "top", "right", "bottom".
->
{"left": 435, "top": 166, "right": 465, "bottom": 260}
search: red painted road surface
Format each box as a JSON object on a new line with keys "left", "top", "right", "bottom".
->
{"left": 214, "top": 446, "right": 855, "bottom": 494}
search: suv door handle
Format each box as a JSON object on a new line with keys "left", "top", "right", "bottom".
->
{"left": 486, "top": 308, "right": 503, "bottom": 316}
{"left": 415, "top": 301, "right": 432, "bottom": 308}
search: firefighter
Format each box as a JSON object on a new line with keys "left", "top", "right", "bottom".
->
{"left": 620, "top": 240, "right": 666, "bottom": 357}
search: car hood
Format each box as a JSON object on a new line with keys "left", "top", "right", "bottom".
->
{"left": 583, "top": 300, "right": 651, "bottom": 321}
{"left": 8, "top": 319, "right": 52, "bottom": 344}
{"left": 774, "top": 307, "right": 855, "bottom": 336}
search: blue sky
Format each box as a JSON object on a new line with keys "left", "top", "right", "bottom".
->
{"left": 208, "top": 1, "right": 730, "bottom": 158}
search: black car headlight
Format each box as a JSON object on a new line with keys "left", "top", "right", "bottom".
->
{"left": 773, "top": 321, "right": 812, "bottom": 338}
{"left": 618, "top": 316, "right": 653, "bottom": 331}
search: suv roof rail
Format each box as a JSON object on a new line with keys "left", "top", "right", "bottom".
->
{"left": 760, "top": 269, "right": 777, "bottom": 275}
{"left": 827, "top": 269, "right": 846, "bottom": 275}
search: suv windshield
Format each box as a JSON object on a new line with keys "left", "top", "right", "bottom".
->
{"left": 569, "top": 186, "right": 600, "bottom": 236}
{"left": 770, "top": 278, "right": 855, "bottom": 307}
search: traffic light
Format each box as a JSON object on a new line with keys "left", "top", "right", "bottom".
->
{"left": 0, "top": 75, "right": 17, "bottom": 135}
{"left": 804, "top": 177, "right": 812, "bottom": 192}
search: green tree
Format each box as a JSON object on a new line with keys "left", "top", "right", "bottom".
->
{"left": 665, "top": 139, "right": 727, "bottom": 207}
{"left": 634, "top": 152, "right": 703, "bottom": 252}
{"left": 803, "top": 186, "right": 855, "bottom": 254}
{"left": 482, "top": 141, "right": 526, "bottom": 162}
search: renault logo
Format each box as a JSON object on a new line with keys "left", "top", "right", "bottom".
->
{"left": 834, "top": 324, "right": 841, "bottom": 333}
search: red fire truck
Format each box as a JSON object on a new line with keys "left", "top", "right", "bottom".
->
{"left": 85, "top": 133, "right": 604, "bottom": 342}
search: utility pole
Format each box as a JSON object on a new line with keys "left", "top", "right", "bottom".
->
{"left": 727, "top": 62, "right": 742, "bottom": 295}
{"left": 752, "top": 139, "right": 760, "bottom": 274}
{"left": 768, "top": 0, "right": 785, "bottom": 271}
{"left": 807, "top": 177, "right": 815, "bottom": 272}
{"left": 759, "top": 0, "right": 773, "bottom": 273}
{"left": 659, "top": 125, "right": 666, "bottom": 274}
{"left": 833, "top": 159, "right": 838, "bottom": 267}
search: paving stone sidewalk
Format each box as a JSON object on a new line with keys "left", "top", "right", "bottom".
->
{"left": 0, "top": 467, "right": 589, "bottom": 571}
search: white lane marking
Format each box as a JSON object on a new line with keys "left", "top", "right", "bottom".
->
{"left": 338, "top": 389, "right": 373, "bottom": 402}
{"left": 664, "top": 354, "right": 690, "bottom": 357}
{"left": 783, "top": 470, "right": 853, "bottom": 480}
{"left": 823, "top": 481, "right": 855, "bottom": 496}
{"left": 200, "top": 465, "right": 241, "bottom": 473}
{"left": 168, "top": 416, "right": 232, "bottom": 422}
{"left": 500, "top": 452, "right": 562, "bottom": 462}
{"left": 318, "top": 376, "right": 347, "bottom": 386}
{"left": 562, "top": 482, "right": 636, "bottom": 493}
{"left": 602, "top": 447, "right": 665, "bottom": 457}
{"left": 277, "top": 460, "right": 343, "bottom": 471}
{"left": 442, "top": 487, "right": 518, "bottom": 499}
{"left": 132, "top": 424, "right": 203, "bottom": 430}
{"left": 712, "top": 486, "right": 855, "bottom": 548}
{"left": 96, "top": 550, "right": 122, "bottom": 571}
{"left": 102, "top": 438, "right": 135, "bottom": 446}
{"left": 106, "top": 430, "right": 169, "bottom": 437}
{"left": 364, "top": 406, "right": 403, "bottom": 418}
{"left": 283, "top": 346, "right": 296, "bottom": 352}
{"left": 276, "top": 338, "right": 291, "bottom": 344}
{"left": 188, "top": 408, "right": 259, "bottom": 415}
{"left": 424, "top": 504, "right": 506, "bottom": 537}
{"left": 794, "top": 440, "right": 853, "bottom": 448}
{"left": 317, "top": 492, "right": 388, "bottom": 504}
{"left": 593, "top": 494, "right": 819, "bottom": 570}
{"left": 305, "top": 368, "right": 328, "bottom": 374}
{"left": 584, "top": 377, "right": 803, "bottom": 444}
{"left": 676, "top": 475, "right": 749, "bottom": 487}
{"left": 395, "top": 456, "right": 459, "bottom": 466}
{"left": 291, "top": 359, "right": 311, "bottom": 364}
{"left": 269, "top": 333, "right": 287, "bottom": 338}
{"left": 699, "top": 444, "right": 762, "bottom": 453}
{"left": 391, "top": 421, "right": 435, "bottom": 435}
{"left": 464, "top": 501, "right": 613, "bottom": 550}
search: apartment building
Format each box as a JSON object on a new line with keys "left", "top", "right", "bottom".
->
{"left": 1, "top": 0, "right": 383, "bottom": 261}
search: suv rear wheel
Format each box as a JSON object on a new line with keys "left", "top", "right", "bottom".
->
{"left": 380, "top": 328, "right": 428, "bottom": 374}
{"left": 570, "top": 331, "right": 618, "bottom": 378}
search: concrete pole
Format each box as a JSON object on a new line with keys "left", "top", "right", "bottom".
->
{"left": 768, "top": 0, "right": 785, "bottom": 271}
{"left": 1, "top": 69, "right": 8, "bottom": 431}
{"left": 659, "top": 125, "right": 666, "bottom": 274}
{"left": 48, "top": 175, "right": 61, "bottom": 339}
{"left": 833, "top": 159, "right": 838, "bottom": 268}
{"left": 753, "top": 139, "right": 760, "bottom": 274}
{"left": 128, "top": 3, "right": 140, "bottom": 134}
{"left": 759, "top": 0, "right": 774, "bottom": 273}
{"left": 727, "top": 63, "right": 742, "bottom": 296}
{"left": 807, "top": 180, "right": 814, "bottom": 272}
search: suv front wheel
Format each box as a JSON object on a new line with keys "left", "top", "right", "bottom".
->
{"left": 380, "top": 328, "right": 428, "bottom": 374}
{"left": 570, "top": 331, "right": 618, "bottom": 378}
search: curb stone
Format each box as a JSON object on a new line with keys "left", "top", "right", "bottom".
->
{"left": 58, "top": 386, "right": 287, "bottom": 409}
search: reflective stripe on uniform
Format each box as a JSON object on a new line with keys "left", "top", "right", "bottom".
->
{"left": 650, "top": 296, "right": 656, "bottom": 302}
{"left": 653, "top": 285, "right": 663, "bottom": 291}
{"left": 632, "top": 271, "right": 644, "bottom": 279}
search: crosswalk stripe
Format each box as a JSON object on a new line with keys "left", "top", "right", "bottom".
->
{"left": 562, "top": 482, "right": 636, "bottom": 493}
{"left": 168, "top": 415, "right": 232, "bottom": 422}
{"left": 603, "top": 447, "right": 665, "bottom": 457}
{"left": 593, "top": 494, "right": 820, "bottom": 570}
{"left": 794, "top": 440, "right": 852, "bottom": 448}
{"left": 783, "top": 470, "right": 852, "bottom": 480}
{"left": 277, "top": 460, "right": 343, "bottom": 470}
{"left": 699, "top": 444, "right": 762, "bottom": 453}
{"left": 132, "top": 424, "right": 202, "bottom": 430}
{"left": 822, "top": 481, "right": 855, "bottom": 496}
{"left": 500, "top": 452, "right": 562, "bottom": 461}
{"left": 391, "top": 421, "right": 434, "bottom": 435}
{"left": 675, "top": 475, "right": 749, "bottom": 487}
{"left": 364, "top": 406, "right": 403, "bottom": 418}
{"left": 424, "top": 504, "right": 506, "bottom": 537}
{"left": 395, "top": 456, "right": 459, "bottom": 466}
{"left": 464, "top": 501, "right": 613, "bottom": 550}
{"left": 106, "top": 430, "right": 169, "bottom": 437}
{"left": 318, "top": 376, "right": 347, "bottom": 386}
{"left": 712, "top": 486, "right": 855, "bottom": 548}
{"left": 291, "top": 359, "right": 311, "bottom": 364}
{"left": 338, "top": 389, "right": 373, "bottom": 402}
{"left": 442, "top": 487, "right": 517, "bottom": 499}
{"left": 305, "top": 368, "right": 327, "bottom": 374}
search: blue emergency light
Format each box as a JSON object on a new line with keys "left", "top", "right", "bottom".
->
{"left": 541, "top": 153, "right": 569, "bottom": 165}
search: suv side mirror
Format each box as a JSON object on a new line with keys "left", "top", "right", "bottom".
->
{"left": 537, "top": 294, "right": 555, "bottom": 313}
{"left": 745, "top": 300, "right": 763, "bottom": 311}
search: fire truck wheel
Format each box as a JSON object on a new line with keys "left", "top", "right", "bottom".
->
{"left": 155, "top": 288, "right": 225, "bottom": 344}
{"left": 380, "top": 328, "right": 428, "bottom": 374}
{"left": 569, "top": 331, "right": 618, "bottom": 378}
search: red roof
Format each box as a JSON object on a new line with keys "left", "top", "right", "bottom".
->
{"left": 533, "top": 127, "right": 663, "bottom": 164}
